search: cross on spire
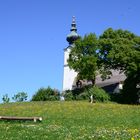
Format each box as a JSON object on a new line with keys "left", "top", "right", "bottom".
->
{"left": 71, "top": 16, "right": 77, "bottom": 32}
{"left": 72, "top": 16, "right": 76, "bottom": 24}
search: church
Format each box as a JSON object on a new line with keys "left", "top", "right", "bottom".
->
{"left": 63, "top": 17, "right": 126, "bottom": 93}
{"left": 63, "top": 16, "right": 79, "bottom": 91}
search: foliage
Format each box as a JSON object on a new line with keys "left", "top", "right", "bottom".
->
{"left": 63, "top": 86, "right": 110, "bottom": 102}
{"left": 2, "top": 94, "right": 10, "bottom": 103}
{"left": 63, "top": 90, "right": 74, "bottom": 101}
{"left": 68, "top": 33, "right": 98, "bottom": 85}
{"left": 87, "top": 86, "right": 110, "bottom": 102}
{"left": 0, "top": 101, "right": 139, "bottom": 139}
{"left": 12, "top": 92, "right": 28, "bottom": 102}
{"left": 99, "top": 28, "right": 140, "bottom": 72}
{"left": 99, "top": 28, "right": 140, "bottom": 103}
{"left": 63, "top": 88, "right": 89, "bottom": 101}
{"left": 109, "top": 93, "right": 123, "bottom": 103}
{"left": 69, "top": 28, "right": 140, "bottom": 103}
{"left": 122, "top": 72, "right": 140, "bottom": 104}
{"left": 32, "top": 86, "right": 60, "bottom": 101}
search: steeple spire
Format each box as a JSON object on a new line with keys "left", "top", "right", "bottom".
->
{"left": 66, "top": 16, "right": 79, "bottom": 45}
{"left": 70, "top": 16, "right": 77, "bottom": 32}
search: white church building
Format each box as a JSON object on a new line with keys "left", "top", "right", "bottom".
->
{"left": 62, "top": 17, "right": 126, "bottom": 93}
{"left": 63, "top": 16, "right": 79, "bottom": 91}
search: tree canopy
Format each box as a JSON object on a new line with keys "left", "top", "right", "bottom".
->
{"left": 99, "top": 28, "right": 140, "bottom": 74}
{"left": 12, "top": 92, "right": 28, "bottom": 102}
{"left": 68, "top": 33, "right": 98, "bottom": 84}
{"left": 99, "top": 28, "right": 140, "bottom": 103}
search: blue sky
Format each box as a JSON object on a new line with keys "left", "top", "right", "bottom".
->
{"left": 0, "top": 0, "right": 140, "bottom": 101}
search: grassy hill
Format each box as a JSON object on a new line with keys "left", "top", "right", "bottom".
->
{"left": 0, "top": 101, "right": 140, "bottom": 140}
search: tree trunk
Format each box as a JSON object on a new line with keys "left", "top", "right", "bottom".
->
{"left": 91, "top": 75, "right": 96, "bottom": 86}
{"left": 91, "top": 79, "right": 95, "bottom": 86}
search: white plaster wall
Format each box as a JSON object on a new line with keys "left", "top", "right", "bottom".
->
{"left": 63, "top": 48, "right": 77, "bottom": 91}
{"left": 63, "top": 66, "right": 77, "bottom": 91}
{"left": 64, "top": 48, "right": 70, "bottom": 65}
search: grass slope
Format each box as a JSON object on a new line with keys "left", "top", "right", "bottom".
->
{"left": 0, "top": 101, "right": 140, "bottom": 140}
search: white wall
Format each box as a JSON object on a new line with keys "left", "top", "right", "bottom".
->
{"left": 63, "top": 48, "right": 77, "bottom": 91}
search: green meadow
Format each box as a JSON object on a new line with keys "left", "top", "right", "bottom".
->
{"left": 0, "top": 101, "right": 139, "bottom": 140}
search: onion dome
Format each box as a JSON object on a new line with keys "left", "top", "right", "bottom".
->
{"left": 66, "top": 16, "right": 79, "bottom": 45}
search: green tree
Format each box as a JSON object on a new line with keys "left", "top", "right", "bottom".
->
{"left": 99, "top": 28, "right": 140, "bottom": 70}
{"left": 99, "top": 28, "right": 140, "bottom": 103}
{"left": 12, "top": 92, "right": 28, "bottom": 102}
{"left": 68, "top": 33, "right": 98, "bottom": 85}
{"left": 32, "top": 86, "right": 60, "bottom": 101}
{"left": 68, "top": 28, "right": 140, "bottom": 103}
{"left": 2, "top": 94, "right": 10, "bottom": 103}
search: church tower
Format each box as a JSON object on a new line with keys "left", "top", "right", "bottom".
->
{"left": 63, "top": 17, "right": 79, "bottom": 91}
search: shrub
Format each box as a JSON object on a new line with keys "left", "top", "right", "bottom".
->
{"left": 87, "top": 86, "right": 110, "bottom": 102}
{"left": 32, "top": 86, "right": 60, "bottom": 101}
{"left": 110, "top": 93, "right": 123, "bottom": 103}
{"left": 63, "top": 88, "right": 88, "bottom": 101}
{"left": 12, "top": 92, "right": 28, "bottom": 102}
{"left": 63, "top": 90, "right": 74, "bottom": 101}
{"left": 63, "top": 86, "right": 110, "bottom": 102}
{"left": 76, "top": 92, "right": 89, "bottom": 100}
